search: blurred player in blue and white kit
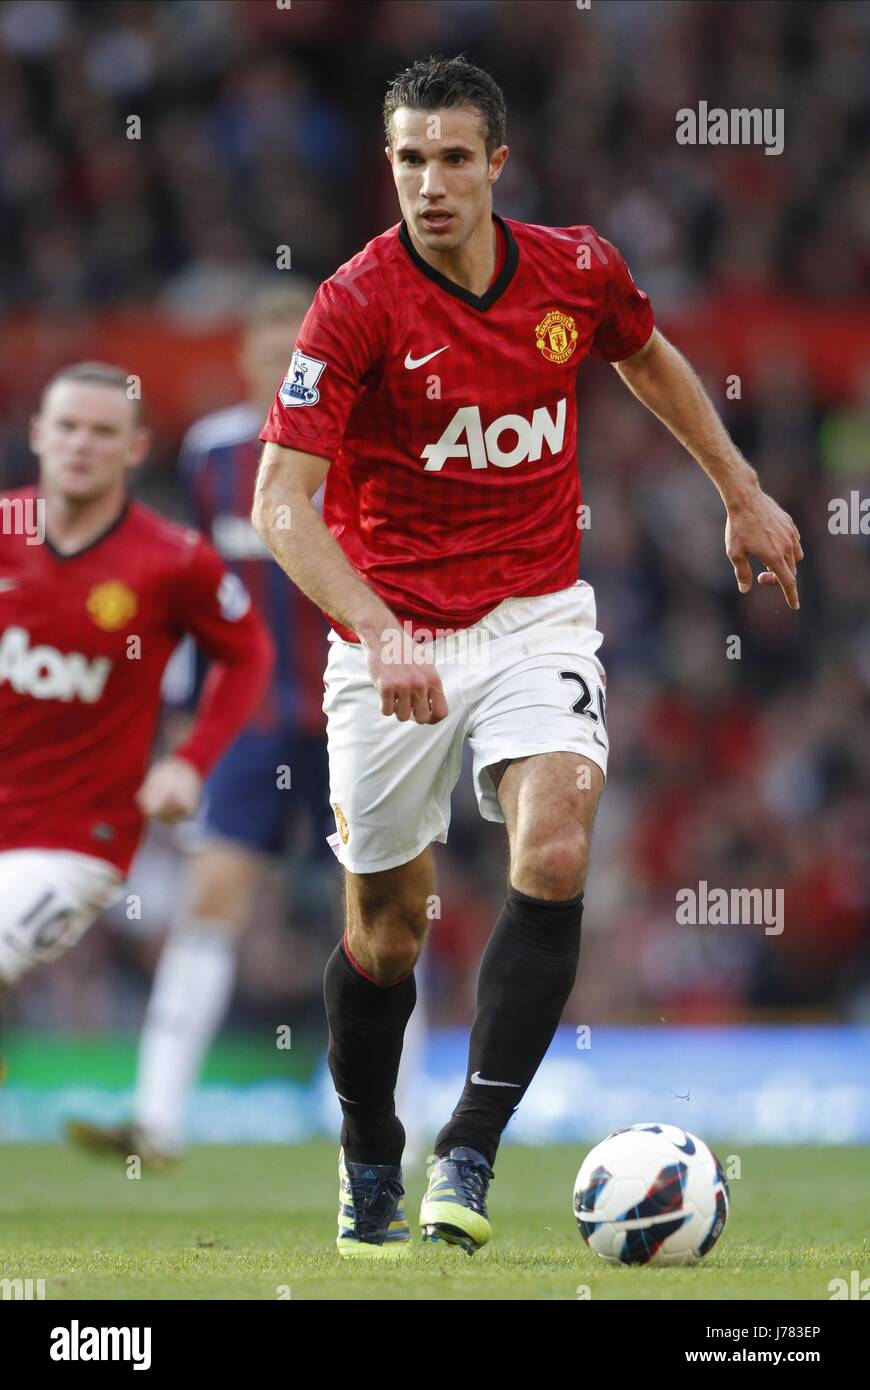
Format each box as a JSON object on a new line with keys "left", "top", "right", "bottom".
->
{"left": 67, "top": 286, "right": 416, "bottom": 1164}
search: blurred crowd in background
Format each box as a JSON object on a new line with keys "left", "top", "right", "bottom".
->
{"left": 0, "top": 0, "right": 867, "bottom": 313}
{"left": 0, "top": 0, "right": 867, "bottom": 1036}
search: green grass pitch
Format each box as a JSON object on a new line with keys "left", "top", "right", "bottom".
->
{"left": 0, "top": 1142, "right": 865, "bottom": 1300}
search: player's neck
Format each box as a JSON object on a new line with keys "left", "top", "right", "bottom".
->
{"left": 42, "top": 485, "right": 128, "bottom": 555}
{"left": 408, "top": 211, "right": 498, "bottom": 297}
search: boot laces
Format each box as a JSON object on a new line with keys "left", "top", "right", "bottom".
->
{"left": 455, "top": 1157, "right": 493, "bottom": 1216}
{"left": 352, "top": 1170, "right": 404, "bottom": 1239}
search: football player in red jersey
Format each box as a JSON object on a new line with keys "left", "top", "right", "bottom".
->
{"left": 63, "top": 294, "right": 430, "bottom": 1170}
{"left": 252, "top": 56, "right": 803, "bottom": 1257}
{"left": 0, "top": 364, "right": 273, "bottom": 1014}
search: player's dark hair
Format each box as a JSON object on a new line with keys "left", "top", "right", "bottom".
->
{"left": 383, "top": 54, "right": 506, "bottom": 158}
{"left": 41, "top": 361, "right": 143, "bottom": 426}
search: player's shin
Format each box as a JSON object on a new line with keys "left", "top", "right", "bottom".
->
{"left": 134, "top": 920, "right": 237, "bottom": 1154}
{"left": 323, "top": 936, "right": 416, "bottom": 1165}
{"left": 434, "top": 886, "right": 583, "bottom": 1167}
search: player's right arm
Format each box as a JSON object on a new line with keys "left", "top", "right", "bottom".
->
{"left": 252, "top": 441, "right": 447, "bottom": 725}
{"left": 252, "top": 270, "right": 446, "bottom": 724}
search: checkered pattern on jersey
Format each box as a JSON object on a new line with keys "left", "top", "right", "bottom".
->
{"left": 261, "top": 216, "right": 654, "bottom": 640}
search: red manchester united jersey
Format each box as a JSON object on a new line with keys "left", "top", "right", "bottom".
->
{"left": 0, "top": 490, "right": 273, "bottom": 873}
{"left": 260, "top": 214, "right": 654, "bottom": 641}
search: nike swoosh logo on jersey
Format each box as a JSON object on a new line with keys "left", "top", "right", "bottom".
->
{"left": 471, "top": 1071, "right": 520, "bottom": 1088}
{"left": 404, "top": 346, "right": 449, "bottom": 370}
{"left": 0, "top": 577, "right": 18, "bottom": 592}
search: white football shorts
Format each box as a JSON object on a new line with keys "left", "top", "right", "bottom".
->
{"left": 0, "top": 849, "right": 125, "bottom": 983}
{"left": 322, "top": 579, "right": 608, "bottom": 874}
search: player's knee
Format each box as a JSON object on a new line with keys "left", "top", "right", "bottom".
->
{"left": 513, "top": 832, "right": 589, "bottom": 900}
{"left": 176, "top": 904, "right": 246, "bottom": 942}
{"left": 184, "top": 846, "right": 258, "bottom": 928}
{"left": 373, "top": 936, "right": 420, "bottom": 983}
{"left": 347, "top": 908, "right": 425, "bottom": 983}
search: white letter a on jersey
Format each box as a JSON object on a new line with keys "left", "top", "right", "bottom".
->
{"left": 422, "top": 406, "right": 487, "bottom": 472}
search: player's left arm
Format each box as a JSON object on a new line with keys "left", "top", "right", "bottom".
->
{"left": 136, "top": 540, "right": 275, "bottom": 822}
{"left": 612, "top": 328, "right": 803, "bottom": 609}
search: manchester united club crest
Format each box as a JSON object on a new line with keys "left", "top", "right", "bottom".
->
{"left": 535, "top": 310, "right": 578, "bottom": 364}
{"left": 86, "top": 580, "right": 138, "bottom": 631}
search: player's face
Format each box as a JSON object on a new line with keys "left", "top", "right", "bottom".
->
{"left": 387, "top": 105, "right": 507, "bottom": 253}
{"left": 31, "top": 381, "right": 149, "bottom": 501}
{"left": 241, "top": 318, "right": 305, "bottom": 412}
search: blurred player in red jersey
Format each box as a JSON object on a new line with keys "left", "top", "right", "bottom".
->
{"left": 252, "top": 56, "right": 802, "bottom": 1257}
{"left": 0, "top": 365, "right": 273, "bottom": 1025}
{"left": 67, "top": 292, "right": 428, "bottom": 1168}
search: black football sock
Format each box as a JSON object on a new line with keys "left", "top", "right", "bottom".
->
{"left": 434, "top": 886, "right": 583, "bottom": 1169}
{"left": 323, "top": 935, "right": 416, "bottom": 1166}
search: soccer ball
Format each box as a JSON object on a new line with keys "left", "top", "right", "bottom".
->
{"left": 573, "top": 1122, "right": 729, "bottom": 1266}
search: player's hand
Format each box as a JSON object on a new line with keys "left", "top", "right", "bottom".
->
{"left": 361, "top": 626, "right": 449, "bottom": 723}
{"left": 724, "top": 487, "right": 803, "bottom": 610}
{"left": 135, "top": 756, "right": 203, "bottom": 821}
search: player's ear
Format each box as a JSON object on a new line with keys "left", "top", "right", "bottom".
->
{"left": 488, "top": 145, "right": 508, "bottom": 183}
{"left": 385, "top": 145, "right": 394, "bottom": 167}
{"left": 128, "top": 427, "right": 152, "bottom": 470}
{"left": 28, "top": 413, "right": 42, "bottom": 452}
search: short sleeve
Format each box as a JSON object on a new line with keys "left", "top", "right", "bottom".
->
{"left": 589, "top": 238, "right": 655, "bottom": 363}
{"left": 259, "top": 276, "right": 381, "bottom": 460}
